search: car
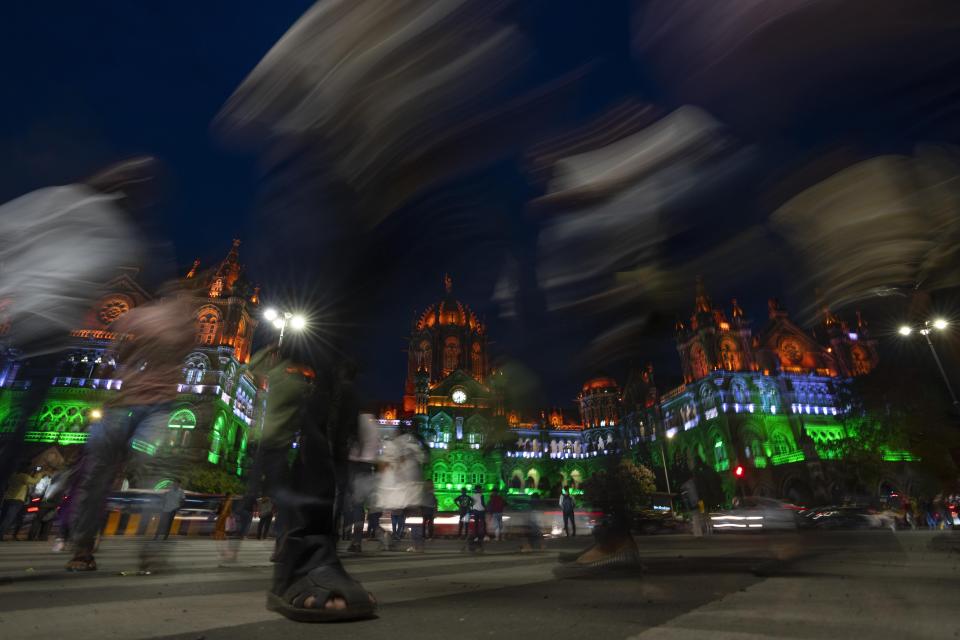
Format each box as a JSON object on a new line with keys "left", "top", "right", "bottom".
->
{"left": 710, "top": 497, "right": 802, "bottom": 531}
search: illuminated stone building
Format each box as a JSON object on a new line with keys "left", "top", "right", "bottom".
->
{"left": 631, "top": 279, "right": 886, "bottom": 504}
{"left": 389, "top": 277, "right": 633, "bottom": 508}
{"left": 0, "top": 241, "right": 262, "bottom": 486}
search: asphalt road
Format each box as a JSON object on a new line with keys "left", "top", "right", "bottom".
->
{"left": 0, "top": 531, "right": 958, "bottom": 640}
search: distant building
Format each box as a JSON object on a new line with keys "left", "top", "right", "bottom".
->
{"left": 0, "top": 240, "right": 262, "bottom": 487}
{"left": 622, "top": 278, "right": 891, "bottom": 504}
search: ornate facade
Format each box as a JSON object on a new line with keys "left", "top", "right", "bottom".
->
{"left": 625, "top": 280, "right": 892, "bottom": 504}
{"left": 0, "top": 241, "right": 263, "bottom": 486}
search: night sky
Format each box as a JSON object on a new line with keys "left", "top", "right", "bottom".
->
{"left": 3, "top": 2, "right": 959, "bottom": 407}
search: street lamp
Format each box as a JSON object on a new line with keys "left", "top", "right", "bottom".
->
{"left": 898, "top": 318, "right": 959, "bottom": 415}
{"left": 660, "top": 429, "right": 675, "bottom": 496}
{"left": 263, "top": 307, "right": 307, "bottom": 348}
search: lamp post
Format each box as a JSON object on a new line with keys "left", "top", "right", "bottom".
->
{"left": 660, "top": 429, "right": 675, "bottom": 495}
{"left": 263, "top": 308, "right": 307, "bottom": 349}
{"left": 898, "top": 318, "right": 960, "bottom": 415}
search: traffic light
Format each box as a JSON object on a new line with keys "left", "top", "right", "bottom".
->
{"left": 734, "top": 464, "right": 744, "bottom": 478}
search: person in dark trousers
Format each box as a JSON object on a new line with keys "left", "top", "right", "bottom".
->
{"left": 454, "top": 488, "right": 472, "bottom": 539}
{"left": 469, "top": 486, "right": 486, "bottom": 544}
{"left": 65, "top": 292, "right": 196, "bottom": 572}
{"left": 154, "top": 480, "right": 185, "bottom": 540}
{"left": 1, "top": 467, "right": 44, "bottom": 541}
{"left": 267, "top": 365, "right": 376, "bottom": 622}
{"left": 560, "top": 487, "right": 576, "bottom": 537}
{"left": 487, "top": 488, "right": 506, "bottom": 541}
{"left": 421, "top": 489, "right": 437, "bottom": 540}
{"left": 257, "top": 496, "right": 275, "bottom": 540}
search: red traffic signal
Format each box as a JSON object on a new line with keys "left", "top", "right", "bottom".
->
{"left": 734, "top": 465, "right": 744, "bottom": 478}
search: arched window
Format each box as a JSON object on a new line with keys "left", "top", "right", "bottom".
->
{"left": 719, "top": 339, "right": 741, "bottom": 371}
{"left": 471, "top": 342, "right": 483, "bottom": 380}
{"left": 690, "top": 343, "right": 709, "bottom": 379}
{"left": 771, "top": 432, "right": 791, "bottom": 456}
{"left": 197, "top": 307, "right": 221, "bottom": 346}
{"left": 184, "top": 361, "right": 205, "bottom": 385}
{"left": 417, "top": 339, "right": 432, "bottom": 376}
{"left": 851, "top": 346, "right": 870, "bottom": 375}
{"left": 700, "top": 386, "right": 717, "bottom": 412}
{"left": 731, "top": 379, "right": 750, "bottom": 404}
{"left": 714, "top": 439, "right": 728, "bottom": 464}
{"left": 208, "top": 414, "right": 225, "bottom": 464}
{"left": 443, "top": 337, "right": 460, "bottom": 374}
{"left": 168, "top": 409, "right": 197, "bottom": 430}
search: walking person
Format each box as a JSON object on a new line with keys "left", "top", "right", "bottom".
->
{"left": 1, "top": 466, "right": 44, "bottom": 541}
{"left": 154, "top": 480, "right": 185, "bottom": 541}
{"left": 263, "top": 358, "right": 377, "bottom": 622}
{"left": 455, "top": 488, "right": 472, "bottom": 539}
{"left": 487, "top": 488, "right": 506, "bottom": 541}
{"left": 257, "top": 496, "right": 275, "bottom": 540}
{"left": 0, "top": 160, "right": 147, "bottom": 487}
{"left": 468, "top": 485, "right": 486, "bottom": 550}
{"left": 560, "top": 487, "right": 577, "bottom": 537}
{"left": 421, "top": 488, "right": 437, "bottom": 541}
{"left": 374, "top": 427, "right": 426, "bottom": 551}
{"left": 64, "top": 291, "right": 197, "bottom": 572}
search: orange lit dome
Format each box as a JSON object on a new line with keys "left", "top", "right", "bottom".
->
{"left": 414, "top": 276, "right": 484, "bottom": 334}
{"left": 582, "top": 376, "right": 619, "bottom": 393}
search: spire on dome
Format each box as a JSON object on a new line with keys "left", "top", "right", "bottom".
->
{"left": 694, "top": 276, "right": 712, "bottom": 313}
{"left": 731, "top": 298, "right": 744, "bottom": 319}
{"left": 815, "top": 288, "right": 839, "bottom": 326}
{"left": 185, "top": 259, "right": 200, "bottom": 279}
{"left": 768, "top": 297, "right": 786, "bottom": 319}
{"left": 443, "top": 273, "right": 453, "bottom": 294}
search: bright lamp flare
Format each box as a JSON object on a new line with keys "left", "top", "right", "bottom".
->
{"left": 263, "top": 308, "right": 278, "bottom": 322}
{"left": 898, "top": 325, "right": 912, "bottom": 336}
{"left": 90, "top": 409, "right": 103, "bottom": 420}
{"left": 291, "top": 315, "right": 307, "bottom": 330}
{"left": 933, "top": 318, "right": 948, "bottom": 330}
{"left": 272, "top": 317, "right": 285, "bottom": 330}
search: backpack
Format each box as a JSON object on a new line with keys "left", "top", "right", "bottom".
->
{"left": 561, "top": 494, "right": 574, "bottom": 511}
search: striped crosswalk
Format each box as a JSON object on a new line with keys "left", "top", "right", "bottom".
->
{"left": 1, "top": 532, "right": 955, "bottom": 640}
{"left": 0, "top": 539, "right": 563, "bottom": 640}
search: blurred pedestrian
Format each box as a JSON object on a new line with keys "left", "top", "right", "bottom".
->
{"left": 154, "top": 480, "right": 185, "bottom": 541}
{"left": 267, "top": 360, "right": 376, "bottom": 622}
{"left": 560, "top": 487, "right": 576, "bottom": 537}
{"left": 0, "top": 159, "right": 148, "bottom": 486}
{"left": 421, "top": 488, "right": 437, "bottom": 541}
{"left": 455, "top": 488, "right": 472, "bottom": 539}
{"left": 0, "top": 465, "right": 44, "bottom": 540}
{"left": 65, "top": 291, "right": 196, "bottom": 572}
{"left": 487, "top": 488, "right": 505, "bottom": 541}
{"left": 257, "top": 496, "right": 275, "bottom": 540}
{"left": 346, "top": 413, "right": 379, "bottom": 553}
{"left": 374, "top": 428, "right": 426, "bottom": 551}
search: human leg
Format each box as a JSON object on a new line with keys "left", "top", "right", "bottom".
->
{"left": 269, "top": 407, "right": 375, "bottom": 621}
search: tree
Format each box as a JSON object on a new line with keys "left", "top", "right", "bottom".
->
{"left": 184, "top": 466, "right": 245, "bottom": 495}
{"left": 831, "top": 357, "right": 960, "bottom": 495}
{"left": 582, "top": 458, "right": 657, "bottom": 513}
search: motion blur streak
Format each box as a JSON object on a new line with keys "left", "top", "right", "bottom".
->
{"left": 218, "top": 0, "right": 533, "bottom": 225}
{"left": 527, "top": 105, "right": 756, "bottom": 364}
{"left": 0, "top": 186, "right": 141, "bottom": 357}
{"left": 771, "top": 146, "right": 960, "bottom": 320}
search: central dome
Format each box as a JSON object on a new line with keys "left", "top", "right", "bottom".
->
{"left": 415, "top": 275, "right": 484, "bottom": 334}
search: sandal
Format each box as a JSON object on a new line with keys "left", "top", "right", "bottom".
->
{"left": 65, "top": 555, "right": 97, "bottom": 572}
{"left": 552, "top": 547, "right": 643, "bottom": 579}
{"left": 267, "top": 564, "right": 377, "bottom": 622}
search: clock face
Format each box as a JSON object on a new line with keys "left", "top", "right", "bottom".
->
{"left": 452, "top": 389, "right": 467, "bottom": 404}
